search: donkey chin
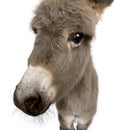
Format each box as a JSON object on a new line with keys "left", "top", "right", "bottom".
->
{"left": 13, "top": 65, "right": 55, "bottom": 116}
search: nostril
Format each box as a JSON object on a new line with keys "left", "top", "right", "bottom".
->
{"left": 24, "top": 96, "right": 41, "bottom": 109}
{"left": 24, "top": 95, "right": 44, "bottom": 115}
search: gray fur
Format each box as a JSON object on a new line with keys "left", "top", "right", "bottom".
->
{"left": 13, "top": 0, "right": 113, "bottom": 130}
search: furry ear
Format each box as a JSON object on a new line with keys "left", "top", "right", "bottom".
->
{"left": 93, "top": 0, "right": 113, "bottom": 5}
{"left": 89, "top": 0, "right": 114, "bottom": 20}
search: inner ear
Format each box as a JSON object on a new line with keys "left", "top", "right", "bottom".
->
{"left": 90, "top": 0, "right": 113, "bottom": 9}
{"left": 88, "top": 0, "right": 113, "bottom": 20}
{"left": 93, "top": 0, "right": 113, "bottom": 5}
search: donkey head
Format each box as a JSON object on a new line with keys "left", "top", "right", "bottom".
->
{"left": 13, "top": 0, "right": 113, "bottom": 116}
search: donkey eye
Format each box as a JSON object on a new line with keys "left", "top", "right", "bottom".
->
{"left": 73, "top": 33, "right": 84, "bottom": 44}
{"left": 68, "top": 32, "right": 84, "bottom": 46}
{"left": 32, "top": 27, "right": 37, "bottom": 34}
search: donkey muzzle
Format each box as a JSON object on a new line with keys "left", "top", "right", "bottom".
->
{"left": 13, "top": 85, "right": 51, "bottom": 116}
{"left": 13, "top": 65, "right": 55, "bottom": 116}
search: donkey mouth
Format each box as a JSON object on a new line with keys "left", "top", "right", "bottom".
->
{"left": 24, "top": 104, "right": 51, "bottom": 116}
{"left": 23, "top": 97, "right": 51, "bottom": 116}
{"left": 13, "top": 90, "right": 51, "bottom": 116}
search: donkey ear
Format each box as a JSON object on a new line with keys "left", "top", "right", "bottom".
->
{"left": 93, "top": 0, "right": 113, "bottom": 4}
{"left": 89, "top": 0, "right": 113, "bottom": 19}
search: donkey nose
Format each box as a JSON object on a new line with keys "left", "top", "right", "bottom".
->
{"left": 14, "top": 85, "right": 51, "bottom": 116}
{"left": 24, "top": 95, "right": 44, "bottom": 116}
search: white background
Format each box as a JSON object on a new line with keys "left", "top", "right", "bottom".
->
{"left": 0, "top": 0, "right": 114, "bottom": 130}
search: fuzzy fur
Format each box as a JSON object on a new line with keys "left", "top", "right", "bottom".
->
{"left": 14, "top": 0, "right": 114, "bottom": 130}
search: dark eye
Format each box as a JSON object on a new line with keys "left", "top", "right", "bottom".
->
{"left": 68, "top": 32, "right": 84, "bottom": 45}
{"left": 73, "top": 33, "right": 84, "bottom": 44}
{"left": 32, "top": 27, "right": 37, "bottom": 34}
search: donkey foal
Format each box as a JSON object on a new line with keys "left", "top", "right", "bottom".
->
{"left": 13, "top": 0, "right": 114, "bottom": 130}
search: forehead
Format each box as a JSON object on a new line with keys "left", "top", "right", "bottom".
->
{"left": 32, "top": 0, "right": 96, "bottom": 35}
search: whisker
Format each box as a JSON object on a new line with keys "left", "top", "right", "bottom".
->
{"left": 11, "top": 104, "right": 57, "bottom": 126}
